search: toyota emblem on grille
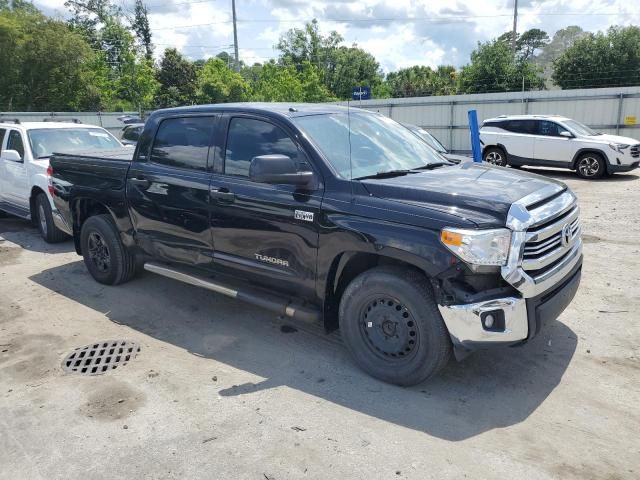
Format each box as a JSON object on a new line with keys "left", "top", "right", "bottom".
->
{"left": 561, "top": 223, "right": 572, "bottom": 247}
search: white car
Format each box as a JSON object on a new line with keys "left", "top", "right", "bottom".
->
{"left": 480, "top": 115, "right": 640, "bottom": 179}
{"left": 0, "top": 120, "right": 124, "bottom": 242}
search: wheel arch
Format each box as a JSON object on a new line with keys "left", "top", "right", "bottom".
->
{"left": 70, "top": 198, "right": 115, "bottom": 254}
{"left": 570, "top": 148, "right": 609, "bottom": 170}
{"left": 482, "top": 143, "right": 508, "bottom": 159}
{"left": 322, "top": 250, "right": 432, "bottom": 332}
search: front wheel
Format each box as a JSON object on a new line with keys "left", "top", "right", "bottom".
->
{"left": 35, "top": 193, "right": 68, "bottom": 243}
{"left": 483, "top": 147, "right": 507, "bottom": 167}
{"left": 80, "top": 214, "right": 139, "bottom": 285}
{"left": 339, "top": 266, "right": 452, "bottom": 386}
{"left": 575, "top": 153, "right": 605, "bottom": 179}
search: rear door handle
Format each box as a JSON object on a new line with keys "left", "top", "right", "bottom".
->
{"left": 210, "top": 188, "right": 235, "bottom": 203}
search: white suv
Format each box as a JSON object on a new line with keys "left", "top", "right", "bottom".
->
{"left": 0, "top": 120, "right": 124, "bottom": 242}
{"left": 480, "top": 115, "right": 640, "bottom": 179}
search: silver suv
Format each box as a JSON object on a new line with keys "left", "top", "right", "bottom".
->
{"left": 480, "top": 115, "right": 640, "bottom": 179}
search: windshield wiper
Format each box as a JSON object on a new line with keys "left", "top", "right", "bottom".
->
{"left": 355, "top": 169, "right": 414, "bottom": 180}
{"left": 37, "top": 155, "right": 51, "bottom": 159}
{"left": 413, "top": 162, "right": 451, "bottom": 170}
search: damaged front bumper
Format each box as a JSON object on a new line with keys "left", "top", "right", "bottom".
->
{"left": 439, "top": 258, "right": 582, "bottom": 357}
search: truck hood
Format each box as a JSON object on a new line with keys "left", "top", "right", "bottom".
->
{"left": 361, "top": 163, "right": 566, "bottom": 227}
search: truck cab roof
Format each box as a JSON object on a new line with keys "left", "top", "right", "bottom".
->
{"left": 156, "top": 102, "right": 356, "bottom": 119}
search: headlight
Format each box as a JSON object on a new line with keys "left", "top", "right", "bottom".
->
{"left": 609, "top": 143, "right": 630, "bottom": 153}
{"left": 441, "top": 228, "right": 512, "bottom": 266}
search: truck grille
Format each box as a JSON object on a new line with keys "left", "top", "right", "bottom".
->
{"left": 521, "top": 199, "right": 581, "bottom": 281}
{"left": 631, "top": 144, "right": 640, "bottom": 158}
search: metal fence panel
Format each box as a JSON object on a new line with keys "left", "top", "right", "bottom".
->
{"left": 338, "top": 86, "right": 640, "bottom": 152}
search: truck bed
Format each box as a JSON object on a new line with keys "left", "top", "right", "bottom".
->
{"left": 50, "top": 148, "right": 134, "bottom": 235}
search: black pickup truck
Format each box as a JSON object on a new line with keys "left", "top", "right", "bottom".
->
{"left": 50, "top": 103, "right": 583, "bottom": 385}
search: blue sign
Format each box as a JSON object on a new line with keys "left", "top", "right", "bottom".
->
{"left": 352, "top": 86, "right": 371, "bottom": 101}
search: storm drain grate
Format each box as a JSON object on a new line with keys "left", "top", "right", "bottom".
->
{"left": 62, "top": 340, "right": 140, "bottom": 375}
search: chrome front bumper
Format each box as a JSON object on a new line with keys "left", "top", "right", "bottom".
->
{"left": 439, "top": 297, "right": 528, "bottom": 345}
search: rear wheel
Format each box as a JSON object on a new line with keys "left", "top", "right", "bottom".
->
{"left": 483, "top": 147, "right": 507, "bottom": 167}
{"left": 575, "top": 153, "right": 605, "bottom": 179}
{"left": 35, "top": 193, "right": 67, "bottom": 243}
{"left": 339, "top": 266, "right": 451, "bottom": 386}
{"left": 80, "top": 214, "right": 139, "bottom": 285}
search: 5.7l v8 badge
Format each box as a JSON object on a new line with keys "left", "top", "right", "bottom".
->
{"left": 294, "top": 210, "right": 314, "bottom": 222}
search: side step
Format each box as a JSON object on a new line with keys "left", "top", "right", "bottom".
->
{"left": 144, "top": 262, "right": 321, "bottom": 324}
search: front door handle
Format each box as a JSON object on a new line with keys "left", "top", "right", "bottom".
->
{"left": 210, "top": 188, "right": 236, "bottom": 203}
{"left": 130, "top": 177, "right": 150, "bottom": 189}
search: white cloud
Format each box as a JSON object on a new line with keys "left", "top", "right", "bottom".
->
{"left": 32, "top": 0, "right": 640, "bottom": 69}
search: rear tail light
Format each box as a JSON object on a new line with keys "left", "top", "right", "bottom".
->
{"left": 47, "top": 165, "right": 55, "bottom": 195}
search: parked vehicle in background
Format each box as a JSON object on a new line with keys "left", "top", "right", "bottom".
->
{"left": 0, "top": 119, "right": 125, "bottom": 242}
{"left": 120, "top": 123, "right": 144, "bottom": 146}
{"left": 50, "top": 103, "right": 582, "bottom": 386}
{"left": 480, "top": 114, "right": 640, "bottom": 179}
{"left": 404, "top": 123, "right": 471, "bottom": 164}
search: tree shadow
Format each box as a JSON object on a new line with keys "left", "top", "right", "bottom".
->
{"left": 30, "top": 261, "right": 578, "bottom": 441}
{"left": 0, "top": 217, "right": 74, "bottom": 254}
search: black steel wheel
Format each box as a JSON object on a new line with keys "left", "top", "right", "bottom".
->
{"left": 360, "top": 296, "right": 419, "bottom": 361}
{"left": 80, "top": 214, "right": 139, "bottom": 285}
{"left": 339, "top": 266, "right": 451, "bottom": 386}
{"left": 87, "top": 232, "right": 111, "bottom": 273}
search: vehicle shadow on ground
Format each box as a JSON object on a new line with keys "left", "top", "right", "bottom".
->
{"left": 519, "top": 167, "right": 639, "bottom": 182}
{"left": 30, "top": 262, "right": 578, "bottom": 442}
{"left": 0, "top": 217, "right": 74, "bottom": 254}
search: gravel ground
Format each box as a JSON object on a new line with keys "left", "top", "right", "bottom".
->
{"left": 1, "top": 168, "right": 639, "bottom": 480}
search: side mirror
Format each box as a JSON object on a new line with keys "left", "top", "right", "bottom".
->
{"left": 249, "top": 154, "right": 315, "bottom": 188}
{"left": 559, "top": 131, "right": 573, "bottom": 139}
{"left": 1, "top": 149, "right": 23, "bottom": 162}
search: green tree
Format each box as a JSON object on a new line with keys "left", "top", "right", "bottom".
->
{"left": 195, "top": 58, "right": 249, "bottom": 104}
{"left": 0, "top": 6, "right": 100, "bottom": 111}
{"left": 155, "top": 48, "right": 197, "bottom": 107}
{"left": 385, "top": 65, "right": 458, "bottom": 98}
{"left": 276, "top": 20, "right": 383, "bottom": 99}
{"left": 132, "top": 0, "right": 152, "bottom": 60}
{"left": 251, "top": 62, "right": 303, "bottom": 101}
{"left": 517, "top": 28, "right": 549, "bottom": 60}
{"left": 459, "top": 39, "right": 545, "bottom": 93}
{"left": 552, "top": 26, "right": 640, "bottom": 89}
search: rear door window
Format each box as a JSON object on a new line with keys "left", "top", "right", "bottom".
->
{"left": 7, "top": 130, "right": 25, "bottom": 159}
{"left": 150, "top": 117, "right": 215, "bottom": 171}
{"left": 505, "top": 120, "right": 536, "bottom": 135}
{"left": 0, "top": 128, "right": 6, "bottom": 151}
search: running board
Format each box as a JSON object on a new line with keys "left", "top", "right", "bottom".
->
{"left": 144, "top": 262, "right": 321, "bottom": 324}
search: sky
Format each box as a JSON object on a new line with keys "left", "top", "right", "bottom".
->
{"left": 33, "top": 0, "right": 640, "bottom": 73}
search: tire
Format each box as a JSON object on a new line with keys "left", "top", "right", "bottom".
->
{"left": 575, "top": 153, "right": 605, "bottom": 179}
{"left": 80, "top": 214, "right": 139, "bottom": 285}
{"left": 339, "top": 266, "right": 452, "bottom": 386}
{"left": 483, "top": 147, "right": 507, "bottom": 167}
{"left": 35, "top": 193, "right": 68, "bottom": 243}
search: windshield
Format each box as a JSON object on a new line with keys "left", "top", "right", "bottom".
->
{"left": 27, "top": 128, "right": 122, "bottom": 158}
{"left": 407, "top": 126, "right": 447, "bottom": 153}
{"left": 292, "top": 113, "right": 448, "bottom": 179}
{"left": 562, "top": 119, "right": 598, "bottom": 137}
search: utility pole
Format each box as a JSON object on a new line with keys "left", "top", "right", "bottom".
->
{"left": 232, "top": 0, "right": 240, "bottom": 72}
{"left": 511, "top": 0, "right": 518, "bottom": 58}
